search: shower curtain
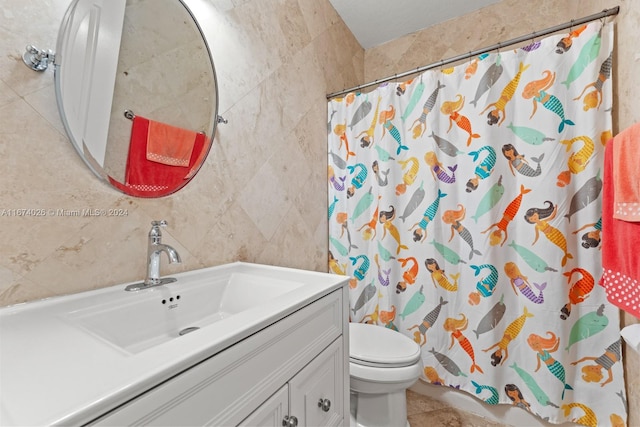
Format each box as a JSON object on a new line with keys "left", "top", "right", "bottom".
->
{"left": 328, "top": 22, "right": 627, "bottom": 426}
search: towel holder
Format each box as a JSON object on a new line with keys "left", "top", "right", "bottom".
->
{"left": 126, "top": 110, "right": 228, "bottom": 126}
{"left": 124, "top": 110, "right": 210, "bottom": 135}
{"left": 22, "top": 44, "right": 55, "bottom": 72}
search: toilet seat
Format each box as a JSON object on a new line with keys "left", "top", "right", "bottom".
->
{"left": 349, "top": 323, "right": 421, "bottom": 368}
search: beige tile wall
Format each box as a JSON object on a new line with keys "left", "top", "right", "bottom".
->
{"left": 364, "top": 1, "right": 640, "bottom": 425}
{"left": 0, "top": 0, "right": 362, "bottom": 305}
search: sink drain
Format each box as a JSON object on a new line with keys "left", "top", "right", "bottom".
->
{"left": 179, "top": 326, "right": 200, "bottom": 336}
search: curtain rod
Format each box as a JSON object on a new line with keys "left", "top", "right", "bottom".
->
{"left": 327, "top": 6, "right": 619, "bottom": 99}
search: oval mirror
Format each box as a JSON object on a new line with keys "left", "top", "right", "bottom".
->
{"left": 54, "top": 0, "right": 218, "bottom": 197}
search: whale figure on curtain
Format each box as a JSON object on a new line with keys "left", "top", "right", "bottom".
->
{"left": 429, "top": 239, "right": 467, "bottom": 265}
{"left": 507, "top": 122, "right": 555, "bottom": 145}
{"left": 470, "top": 57, "right": 504, "bottom": 107}
{"left": 401, "top": 79, "right": 425, "bottom": 122}
{"left": 561, "top": 27, "right": 602, "bottom": 89}
{"left": 428, "top": 131, "right": 464, "bottom": 156}
{"left": 473, "top": 295, "right": 506, "bottom": 339}
{"left": 564, "top": 171, "right": 602, "bottom": 222}
{"left": 471, "top": 175, "right": 505, "bottom": 222}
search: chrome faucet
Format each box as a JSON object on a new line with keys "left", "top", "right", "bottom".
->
{"left": 125, "top": 220, "right": 182, "bottom": 291}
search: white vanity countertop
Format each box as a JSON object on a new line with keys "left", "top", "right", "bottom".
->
{"left": 0, "top": 262, "right": 348, "bottom": 426}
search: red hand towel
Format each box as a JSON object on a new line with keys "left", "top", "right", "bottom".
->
{"left": 612, "top": 122, "right": 640, "bottom": 220}
{"left": 146, "top": 119, "right": 198, "bottom": 167}
{"left": 108, "top": 116, "right": 206, "bottom": 197}
{"left": 600, "top": 137, "right": 640, "bottom": 318}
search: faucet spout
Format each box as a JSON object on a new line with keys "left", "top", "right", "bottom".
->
{"left": 159, "top": 244, "right": 182, "bottom": 264}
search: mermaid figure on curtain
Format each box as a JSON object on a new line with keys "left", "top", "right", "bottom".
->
{"left": 443, "top": 314, "right": 484, "bottom": 373}
{"left": 466, "top": 146, "right": 496, "bottom": 192}
{"left": 379, "top": 205, "right": 408, "bottom": 254}
{"left": 441, "top": 204, "right": 481, "bottom": 259}
{"left": 522, "top": 70, "right": 575, "bottom": 133}
{"left": 503, "top": 262, "right": 546, "bottom": 304}
{"left": 501, "top": 144, "right": 544, "bottom": 177}
{"left": 481, "top": 62, "right": 530, "bottom": 126}
{"left": 482, "top": 185, "right": 531, "bottom": 246}
{"left": 410, "top": 189, "right": 446, "bottom": 242}
{"left": 523, "top": 201, "right": 573, "bottom": 266}
{"left": 527, "top": 332, "right": 574, "bottom": 399}
{"left": 440, "top": 94, "right": 480, "bottom": 146}
{"left": 425, "top": 258, "right": 459, "bottom": 291}
{"left": 483, "top": 307, "right": 534, "bottom": 366}
{"left": 571, "top": 339, "right": 621, "bottom": 387}
{"left": 572, "top": 217, "right": 602, "bottom": 249}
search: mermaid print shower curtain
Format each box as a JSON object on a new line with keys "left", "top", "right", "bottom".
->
{"left": 328, "top": 22, "right": 627, "bottom": 426}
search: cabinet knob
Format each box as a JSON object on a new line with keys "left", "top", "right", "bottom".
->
{"left": 282, "top": 415, "right": 298, "bottom": 427}
{"left": 318, "top": 398, "right": 331, "bottom": 412}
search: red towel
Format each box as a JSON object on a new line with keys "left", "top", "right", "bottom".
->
{"left": 600, "top": 137, "right": 640, "bottom": 318}
{"left": 108, "top": 116, "right": 207, "bottom": 198}
{"left": 146, "top": 119, "right": 198, "bottom": 167}
{"left": 612, "top": 122, "right": 640, "bottom": 220}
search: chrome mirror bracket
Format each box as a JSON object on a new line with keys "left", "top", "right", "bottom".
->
{"left": 22, "top": 44, "right": 55, "bottom": 71}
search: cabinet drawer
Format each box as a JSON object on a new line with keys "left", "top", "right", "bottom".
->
{"left": 90, "top": 290, "right": 342, "bottom": 426}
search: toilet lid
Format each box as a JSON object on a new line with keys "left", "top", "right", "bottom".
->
{"left": 349, "top": 322, "right": 421, "bottom": 367}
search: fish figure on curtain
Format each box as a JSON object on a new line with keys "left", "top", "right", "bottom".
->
{"left": 328, "top": 21, "right": 626, "bottom": 426}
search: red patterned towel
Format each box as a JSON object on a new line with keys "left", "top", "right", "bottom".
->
{"left": 600, "top": 136, "right": 640, "bottom": 318}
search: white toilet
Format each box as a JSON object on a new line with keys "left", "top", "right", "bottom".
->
{"left": 349, "top": 322, "right": 423, "bottom": 427}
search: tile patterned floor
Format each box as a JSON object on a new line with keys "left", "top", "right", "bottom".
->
{"left": 406, "top": 389, "right": 508, "bottom": 427}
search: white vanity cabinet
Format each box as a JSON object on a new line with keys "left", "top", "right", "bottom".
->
{"left": 89, "top": 287, "right": 349, "bottom": 427}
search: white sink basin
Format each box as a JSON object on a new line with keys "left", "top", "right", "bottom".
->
{"left": 65, "top": 270, "right": 304, "bottom": 354}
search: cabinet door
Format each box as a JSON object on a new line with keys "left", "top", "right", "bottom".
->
{"left": 289, "top": 338, "right": 344, "bottom": 427}
{"left": 239, "top": 385, "right": 288, "bottom": 427}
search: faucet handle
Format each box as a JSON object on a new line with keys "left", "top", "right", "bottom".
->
{"left": 149, "top": 220, "right": 168, "bottom": 240}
